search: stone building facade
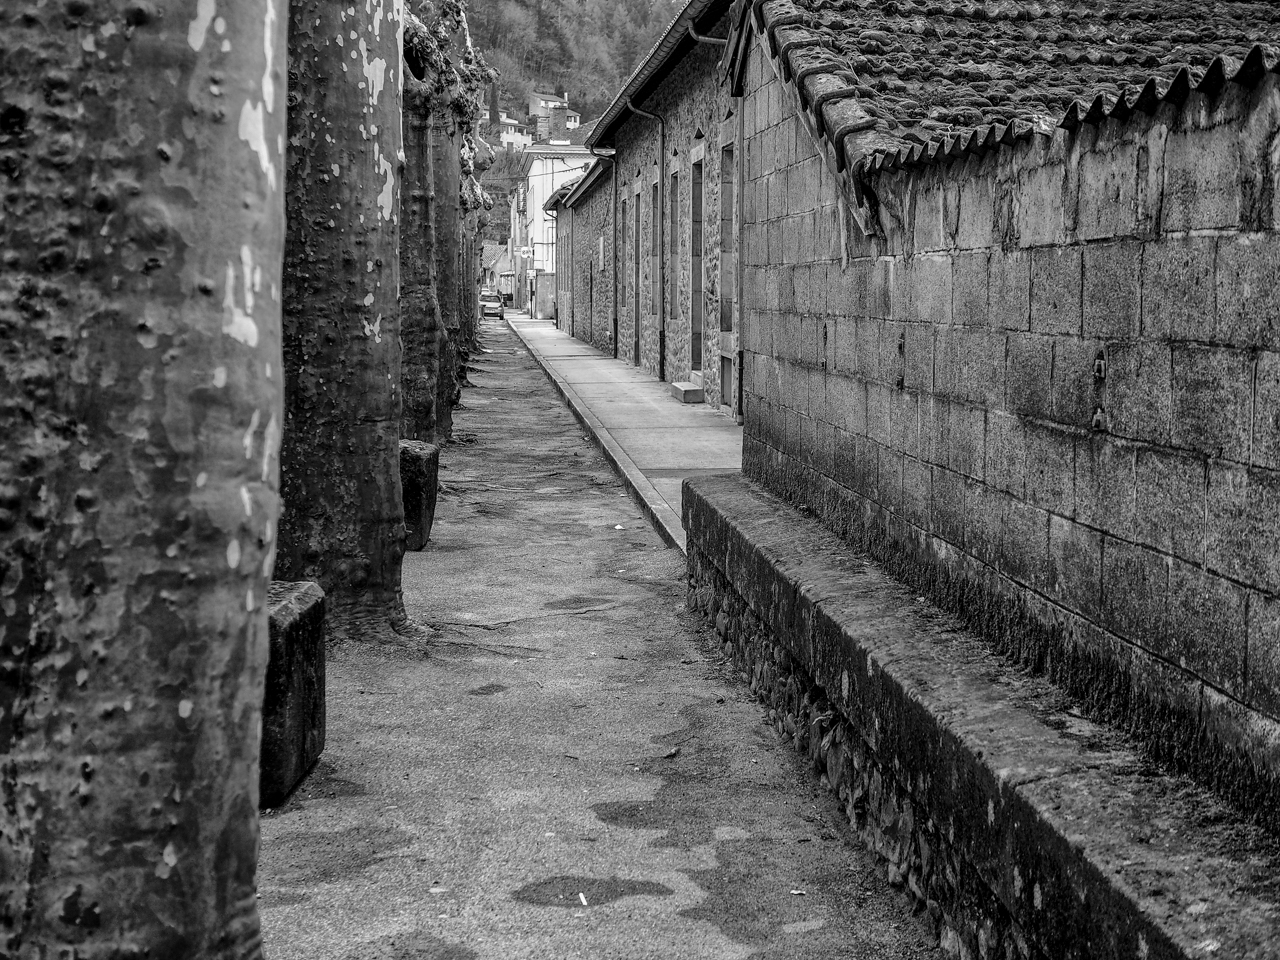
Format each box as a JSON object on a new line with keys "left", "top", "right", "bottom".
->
{"left": 559, "top": 0, "right": 1280, "bottom": 954}
{"left": 549, "top": 164, "right": 616, "bottom": 353}
{"left": 560, "top": 0, "right": 1280, "bottom": 814}
{"left": 554, "top": 2, "right": 742, "bottom": 414}
{"left": 726, "top": 0, "right": 1280, "bottom": 813}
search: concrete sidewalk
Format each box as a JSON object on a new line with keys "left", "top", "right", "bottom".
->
{"left": 508, "top": 314, "right": 742, "bottom": 553}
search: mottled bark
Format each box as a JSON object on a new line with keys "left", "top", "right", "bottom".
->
{"left": 1, "top": 1, "right": 286, "bottom": 956}
{"left": 278, "top": 0, "right": 424, "bottom": 643}
{"left": 401, "top": 79, "right": 443, "bottom": 442}
{"left": 432, "top": 116, "right": 464, "bottom": 441}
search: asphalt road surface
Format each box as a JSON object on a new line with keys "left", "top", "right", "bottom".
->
{"left": 257, "top": 315, "right": 942, "bottom": 960}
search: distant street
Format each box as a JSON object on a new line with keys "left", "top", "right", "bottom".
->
{"left": 256, "top": 313, "right": 941, "bottom": 959}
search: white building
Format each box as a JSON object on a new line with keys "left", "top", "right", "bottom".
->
{"left": 481, "top": 108, "right": 532, "bottom": 151}
{"left": 509, "top": 141, "right": 593, "bottom": 317}
{"left": 528, "top": 92, "right": 581, "bottom": 129}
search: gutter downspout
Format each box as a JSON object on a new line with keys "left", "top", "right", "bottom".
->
{"left": 589, "top": 146, "right": 618, "bottom": 358}
{"left": 545, "top": 207, "right": 557, "bottom": 326}
{"left": 687, "top": 23, "right": 728, "bottom": 45}
{"left": 626, "top": 98, "right": 666, "bottom": 382}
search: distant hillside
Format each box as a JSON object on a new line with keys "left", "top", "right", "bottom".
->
{"left": 467, "top": 0, "right": 683, "bottom": 123}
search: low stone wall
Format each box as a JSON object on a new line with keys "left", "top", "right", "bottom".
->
{"left": 685, "top": 473, "right": 1280, "bottom": 960}
{"left": 736, "top": 35, "right": 1280, "bottom": 825}
{"left": 261, "top": 581, "right": 326, "bottom": 809}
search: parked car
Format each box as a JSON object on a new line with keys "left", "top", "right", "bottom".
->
{"left": 480, "top": 290, "right": 504, "bottom": 320}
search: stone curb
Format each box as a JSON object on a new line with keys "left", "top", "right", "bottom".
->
{"left": 505, "top": 316, "right": 686, "bottom": 554}
{"left": 684, "top": 473, "right": 1280, "bottom": 960}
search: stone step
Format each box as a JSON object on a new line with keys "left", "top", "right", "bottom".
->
{"left": 260, "top": 581, "right": 326, "bottom": 809}
{"left": 669, "top": 381, "right": 704, "bottom": 403}
{"left": 683, "top": 473, "right": 1280, "bottom": 960}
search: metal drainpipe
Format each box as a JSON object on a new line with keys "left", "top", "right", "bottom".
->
{"left": 546, "top": 207, "right": 562, "bottom": 330}
{"left": 588, "top": 145, "right": 618, "bottom": 359}
{"left": 626, "top": 98, "right": 666, "bottom": 382}
{"left": 687, "top": 23, "right": 728, "bottom": 45}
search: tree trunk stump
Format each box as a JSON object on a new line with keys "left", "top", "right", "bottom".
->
{"left": 260, "top": 582, "right": 326, "bottom": 809}
{"left": 400, "top": 441, "right": 441, "bottom": 550}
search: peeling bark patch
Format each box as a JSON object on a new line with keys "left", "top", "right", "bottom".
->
{"left": 358, "top": 40, "right": 387, "bottom": 106}
{"left": 238, "top": 100, "right": 275, "bottom": 190}
{"left": 244, "top": 409, "right": 261, "bottom": 458}
{"left": 377, "top": 151, "right": 394, "bottom": 220}
{"left": 188, "top": 0, "right": 217, "bottom": 50}
{"left": 155, "top": 842, "right": 179, "bottom": 879}
{"left": 59, "top": 886, "right": 101, "bottom": 929}
{"left": 261, "top": 413, "right": 279, "bottom": 481}
{"left": 261, "top": 0, "right": 278, "bottom": 111}
{"left": 511, "top": 876, "right": 673, "bottom": 908}
{"left": 223, "top": 256, "right": 260, "bottom": 346}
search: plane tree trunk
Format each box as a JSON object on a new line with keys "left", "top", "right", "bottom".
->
{"left": 402, "top": 56, "right": 443, "bottom": 442}
{"left": 1, "top": 0, "right": 286, "bottom": 956}
{"left": 278, "top": 0, "right": 426, "bottom": 643}
{"left": 432, "top": 111, "right": 465, "bottom": 441}
{"left": 401, "top": 6, "right": 493, "bottom": 443}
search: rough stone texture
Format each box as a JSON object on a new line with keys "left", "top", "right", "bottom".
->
{"left": 588, "top": 19, "right": 736, "bottom": 405}
{"left": 560, "top": 171, "right": 615, "bottom": 355}
{"left": 399, "top": 440, "right": 440, "bottom": 551}
{"left": 738, "top": 33, "right": 1280, "bottom": 819}
{"left": 685, "top": 474, "right": 1280, "bottom": 960}
{"left": 0, "top": 2, "right": 286, "bottom": 956}
{"left": 261, "top": 582, "right": 326, "bottom": 809}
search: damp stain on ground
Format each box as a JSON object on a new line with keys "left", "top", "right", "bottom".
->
{"left": 593, "top": 701, "right": 940, "bottom": 958}
{"left": 257, "top": 316, "right": 943, "bottom": 959}
{"left": 512, "top": 875, "right": 674, "bottom": 908}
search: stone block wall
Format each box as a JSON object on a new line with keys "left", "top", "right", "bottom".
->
{"left": 567, "top": 174, "right": 614, "bottom": 353}
{"left": 739, "top": 35, "right": 1280, "bottom": 815}
{"left": 610, "top": 33, "right": 734, "bottom": 402}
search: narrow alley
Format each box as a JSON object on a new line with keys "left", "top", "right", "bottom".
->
{"left": 256, "top": 314, "right": 941, "bottom": 959}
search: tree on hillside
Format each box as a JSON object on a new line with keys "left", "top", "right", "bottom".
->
{"left": 467, "top": 0, "right": 682, "bottom": 120}
{"left": 1, "top": 1, "right": 285, "bottom": 955}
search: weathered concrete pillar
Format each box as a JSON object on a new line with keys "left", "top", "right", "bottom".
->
{"left": 1, "top": 0, "right": 286, "bottom": 954}
{"left": 278, "top": 0, "right": 425, "bottom": 643}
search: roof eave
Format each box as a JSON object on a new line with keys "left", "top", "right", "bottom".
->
{"left": 564, "top": 159, "right": 611, "bottom": 208}
{"left": 586, "top": 0, "right": 733, "bottom": 150}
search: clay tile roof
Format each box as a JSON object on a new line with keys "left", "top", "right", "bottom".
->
{"left": 757, "top": 0, "right": 1280, "bottom": 173}
{"left": 482, "top": 243, "right": 507, "bottom": 269}
{"left": 567, "top": 118, "right": 601, "bottom": 146}
{"left": 544, "top": 176, "right": 584, "bottom": 211}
